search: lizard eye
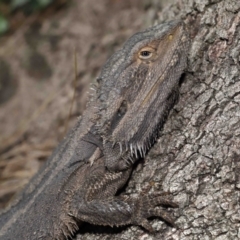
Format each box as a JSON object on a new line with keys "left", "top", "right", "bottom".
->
{"left": 140, "top": 51, "right": 152, "bottom": 58}
{"left": 138, "top": 47, "right": 155, "bottom": 60}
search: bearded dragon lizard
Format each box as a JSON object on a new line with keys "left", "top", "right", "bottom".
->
{"left": 0, "top": 20, "right": 189, "bottom": 240}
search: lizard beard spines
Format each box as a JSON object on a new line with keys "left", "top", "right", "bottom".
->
{"left": 54, "top": 214, "right": 79, "bottom": 240}
{"left": 100, "top": 92, "right": 176, "bottom": 172}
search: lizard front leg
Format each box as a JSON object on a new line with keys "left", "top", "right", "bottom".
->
{"left": 69, "top": 163, "right": 178, "bottom": 231}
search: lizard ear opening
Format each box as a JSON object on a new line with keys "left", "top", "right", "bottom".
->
{"left": 96, "top": 77, "right": 103, "bottom": 84}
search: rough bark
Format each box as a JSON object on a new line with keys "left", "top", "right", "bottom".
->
{"left": 75, "top": 0, "right": 240, "bottom": 239}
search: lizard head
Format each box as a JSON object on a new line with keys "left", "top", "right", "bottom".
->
{"left": 95, "top": 20, "right": 189, "bottom": 171}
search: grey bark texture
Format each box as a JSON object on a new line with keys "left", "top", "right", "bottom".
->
{"left": 76, "top": 0, "right": 240, "bottom": 239}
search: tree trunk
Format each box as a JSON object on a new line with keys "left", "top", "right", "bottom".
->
{"left": 75, "top": 0, "right": 240, "bottom": 239}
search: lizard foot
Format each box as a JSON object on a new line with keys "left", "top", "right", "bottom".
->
{"left": 131, "top": 192, "right": 178, "bottom": 232}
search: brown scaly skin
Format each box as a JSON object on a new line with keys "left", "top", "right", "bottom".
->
{"left": 0, "top": 20, "right": 189, "bottom": 240}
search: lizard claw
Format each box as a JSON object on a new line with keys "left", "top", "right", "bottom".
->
{"left": 139, "top": 219, "right": 154, "bottom": 232}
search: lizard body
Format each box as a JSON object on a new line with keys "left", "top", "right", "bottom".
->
{"left": 0, "top": 20, "right": 189, "bottom": 240}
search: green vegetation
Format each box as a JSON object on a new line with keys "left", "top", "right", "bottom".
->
{"left": 0, "top": 0, "right": 54, "bottom": 35}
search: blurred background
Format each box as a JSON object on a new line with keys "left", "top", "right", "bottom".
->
{"left": 0, "top": 0, "right": 171, "bottom": 209}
